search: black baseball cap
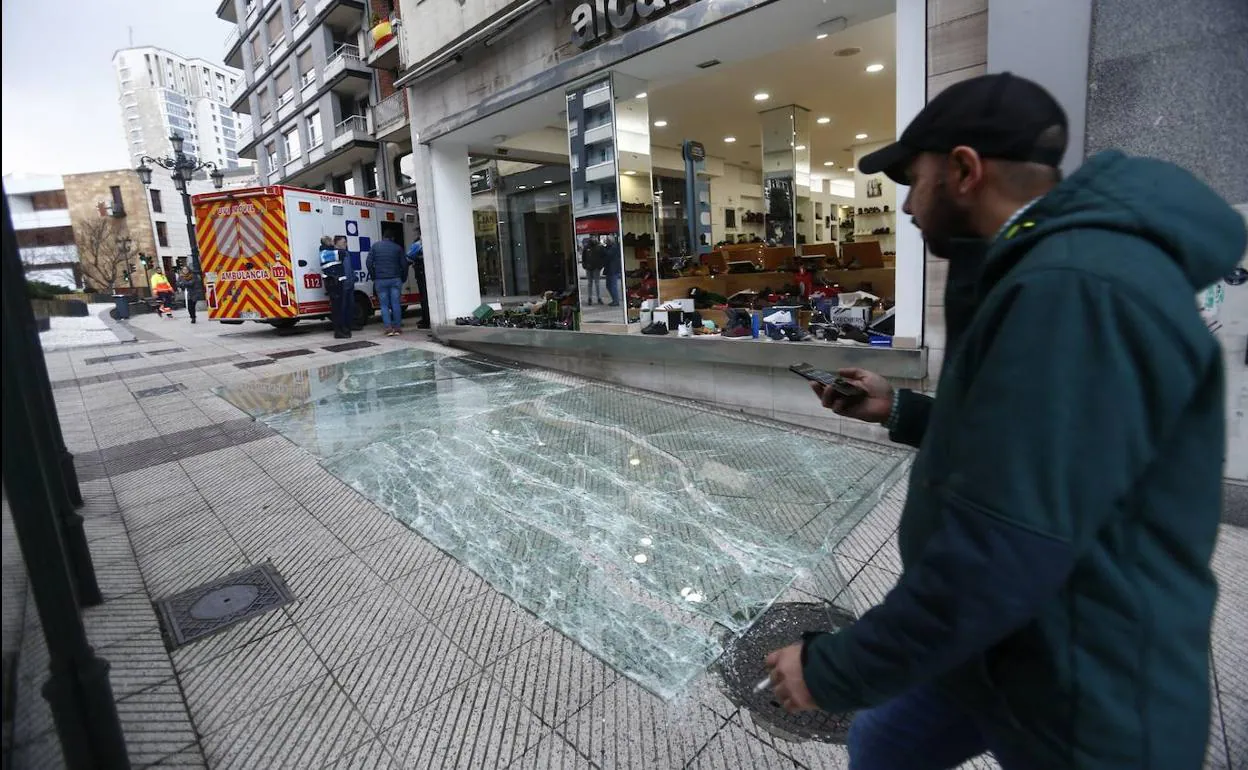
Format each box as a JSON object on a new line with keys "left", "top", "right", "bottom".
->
{"left": 859, "top": 72, "right": 1068, "bottom": 183}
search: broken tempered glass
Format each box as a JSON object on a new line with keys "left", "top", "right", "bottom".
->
{"left": 215, "top": 350, "right": 906, "bottom": 699}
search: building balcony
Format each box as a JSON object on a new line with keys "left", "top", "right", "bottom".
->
{"left": 229, "top": 72, "right": 253, "bottom": 113}
{"left": 217, "top": 0, "right": 237, "bottom": 23}
{"left": 584, "top": 84, "right": 611, "bottom": 109}
{"left": 585, "top": 159, "right": 616, "bottom": 182}
{"left": 332, "top": 115, "right": 370, "bottom": 151}
{"left": 291, "top": 4, "right": 310, "bottom": 41}
{"left": 313, "top": 0, "right": 366, "bottom": 29}
{"left": 583, "top": 122, "right": 613, "bottom": 147}
{"left": 365, "top": 18, "right": 404, "bottom": 70}
{"left": 371, "top": 91, "right": 409, "bottom": 143}
{"left": 10, "top": 210, "right": 72, "bottom": 230}
{"left": 276, "top": 89, "right": 299, "bottom": 123}
{"left": 324, "top": 43, "right": 371, "bottom": 98}
{"left": 224, "top": 27, "right": 243, "bottom": 68}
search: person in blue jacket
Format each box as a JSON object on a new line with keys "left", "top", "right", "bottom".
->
{"left": 319, "top": 235, "right": 352, "bottom": 338}
{"left": 407, "top": 238, "right": 430, "bottom": 329}
{"left": 763, "top": 73, "right": 1246, "bottom": 770}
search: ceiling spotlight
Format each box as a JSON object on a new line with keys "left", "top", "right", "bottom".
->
{"left": 624, "top": 170, "right": 637, "bottom": 175}
{"left": 518, "top": 185, "right": 527, "bottom": 189}
{"left": 865, "top": 63, "right": 885, "bottom": 73}
{"left": 855, "top": 133, "right": 868, "bottom": 139}
{"left": 559, "top": 192, "right": 568, "bottom": 196}
{"left": 653, "top": 119, "right": 668, "bottom": 127}
{"left": 753, "top": 92, "right": 769, "bottom": 101}
{"left": 823, "top": 161, "right": 835, "bottom": 166}
{"left": 816, "top": 117, "right": 831, "bottom": 125}
{"left": 636, "top": 91, "right": 647, "bottom": 99}
{"left": 543, "top": 179, "right": 553, "bottom": 184}
{"left": 673, "top": 200, "right": 681, "bottom": 205}
{"left": 847, "top": 166, "right": 856, "bottom": 172}
{"left": 816, "top": 33, "right": 829, "bottom": 40}
{"left": 724, "top": 136, "right": 737, "bottom": 143}
{"left": 794, "top": 145, "right": 807, "bottom": 151}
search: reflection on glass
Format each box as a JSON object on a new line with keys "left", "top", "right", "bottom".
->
{"left": 613, "top": 73, "right": 657, "bottom": 320}
{"left": 760, "top": 105, "right": 810, "bottom": 248}
{"left": 214, "top": 349, "right": 910, "bottom": 698}
{"left": 470, "top": 160, "right": 503, "bottom": 296}
{"left": 567, "top": 77, "right": 621, "bottom": 327}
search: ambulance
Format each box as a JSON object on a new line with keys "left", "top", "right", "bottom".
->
{"left": 191, "top": 185, "right": 421, "bottom": 328}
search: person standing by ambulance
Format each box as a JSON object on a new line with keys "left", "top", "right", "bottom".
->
{"left": 319, "top": 235, "right": 351, "bottom": 338}
{"left": 149, "top": 270, "right": 175, "bottom": 318}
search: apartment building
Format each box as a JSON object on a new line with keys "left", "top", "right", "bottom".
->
{"left": 4, "top": 174, "right": 81, "bottom": 289}
{"left": 219, "top": 0, "right": 415, "bottom": 202}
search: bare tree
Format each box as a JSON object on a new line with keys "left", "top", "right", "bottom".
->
{"left": 76, "top": 217, "right": 134, "bottom": 291}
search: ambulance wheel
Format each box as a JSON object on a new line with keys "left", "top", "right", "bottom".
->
{"left": 268, "top": 319, "right": 298, "bottom": 330}
{"left": 353, "top": 291, "right": 373, "bottom": 329}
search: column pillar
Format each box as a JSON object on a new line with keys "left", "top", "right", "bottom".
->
{"left": 416, "top": 140, "right": 481, "bottom": 324}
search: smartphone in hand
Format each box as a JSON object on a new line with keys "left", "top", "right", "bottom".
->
{"left": 789, "top": 363, "right": 867, "bottom": 400}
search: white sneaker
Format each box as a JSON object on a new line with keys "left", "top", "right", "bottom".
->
{"left": 678, "top": 322, "right": 692, "bottom": 338}
{"left": 763, "top": 310, "right": 792, "bottom": 325}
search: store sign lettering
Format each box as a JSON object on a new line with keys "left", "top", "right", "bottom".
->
{"left": 571, "top": 0, "right": 698, "bottom": 49}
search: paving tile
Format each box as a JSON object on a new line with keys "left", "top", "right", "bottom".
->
{"left": 295, "top": 584, "right": 425, "bottom": 669}
{"left": 115, "top": 678, "right": 201, "bottom": 766}
{"left": 557, "top": 677, "right": 728, "bottom": 769}
{"left": 306, "top": 493, "right": 410, "bottom": 553}
{"left": 335, "top": 621, "right": 481, "bottom": 731}
{"left": 181, "top": 625, "right": 327, "bottom": 734}
{"left": 389, "top": 552, "right": 490, "bottom": 620}
{"left": 113, "top": 466, "right": 198, "bottom": 509}
{"left": 437, "top": 588, "right": 548, "bottom": 668}
{"left": 355, "top": 532, "right": 444, "bottom": 581}
{"left": 487, "top": 627, "right": 620, "bottom": 730}
{"left": 686, "top": 713, "right": 807, "bottom": 769}
{"left": 83, "top": 590, "right": 161, "bottom": 648}
{"left": 149, "top": 744, "right": 209, "bottom": 767}
{"left": 8, "top": 729, "right": 65, "bottom": 769}
{"left": 236, "top": 519, "right": 349, "bottom": 578}
{"left": 1220, "top": 691, "right": 1246, "bottom": 770}
{"left": 330, "top": 740, "right": 401, "bottom": 769}
{"left": 121, "top": 493, "right": 213, "bottom": 533}
{"left": 99, "top": 629, "right": 177, "bottom": 700}
{"left": 129, "top": 505, "right": 226, "bottom": 558}
{"left": 200, "top": 675, "right": 374, "bottom": 770}
{"left": 507, "top": 732, "right": 596, "bottom": 770}
{"left": 831, "top": 490, "right": 903, "bottom": 565}
{"left": 734, "top": 708, "right": 855, "bottom": 770}
{"left": 282, "top": 552, "right": 386, "bottom": 620}
{"left": 381, "top": 674, "right": 551, "bottom": 769}
{"left": 139, "top": 526, "right": 251, "bottom": 599}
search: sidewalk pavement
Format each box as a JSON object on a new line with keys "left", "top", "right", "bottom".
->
{"left": 3, "top": 310, "right": 1244, "bottom": 769}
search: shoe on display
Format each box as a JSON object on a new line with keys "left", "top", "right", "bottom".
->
{"left": 721, "top": 325, "right": 750, "bottom": 338}
{"left": 642, "top": 322, "right": 669, "bottom": 335}
{"left": 678, "top": 322, "right": 692, "bottom": 338}
{"left": 763, "top": 310, "right": 793, "bottom": 325}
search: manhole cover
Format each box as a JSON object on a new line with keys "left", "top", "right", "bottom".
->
{"left": 717, "top": 602, "right": 857, "bottom": 743}
{"left": 133, "top": 383, "right": 187, "bottom": 399}
{"left": 267, "top": 348, "right": 314, "bottom": 359}
{"left": 146, "top": 347, "right": 187, "bottom": 356}
{"left": 235, "top": 359, "right": 277, "bottom": 370}
{"left": 154, "top": 563, "right": 294, "bottom": 649}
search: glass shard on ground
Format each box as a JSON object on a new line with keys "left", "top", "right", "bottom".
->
{"left": 215, "top": 350, "right": 906, "bottom": 698}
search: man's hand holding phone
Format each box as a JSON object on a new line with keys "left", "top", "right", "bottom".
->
{"left": 812, "top": 367, "right": 894, "bottom": 423}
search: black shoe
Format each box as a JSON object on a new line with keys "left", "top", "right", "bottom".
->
{"left": 334, "top": 331, "right": 349, "bottom": 339}
{"left": 608, "top": 301, "right": 619, "bottom": 306}
{"left": 191, "top": 318, "right": 196, "bottom": 324}
{"left": 641, "top": 322, "right": 669, "bottom": 335}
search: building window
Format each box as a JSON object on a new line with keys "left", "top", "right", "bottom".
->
{"left": 283, "top": 126, "right": 301, "bottom": 162}
{"left": 155, "top": 221, "right": 169, "bottom": 247}
{"left": 257, "top": 88, "right": 271, "bottom": 120}
{"left": 31, "top": 190, "right": 67, "bottom": 210}
{"left": 109, "top": 186, "right": 125, "bottom": 215}
{"left": 265, "top": 142, "right": 279, "bottom": 172}
{"left": 149, "top": 189, "right": 163, "bottom": 213}
{"left": 297, "top": 48, "right": 315, "bottom": 88}
{"left": 275, "top": 68, "right": 293, "bottom": 105}
{"left": 266, "top": 12, "right": 284, "bottom": 50}
{"left": 305, "top": 111, "right": 322, "bottom": 148}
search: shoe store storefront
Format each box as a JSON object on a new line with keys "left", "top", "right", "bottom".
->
{"left": 400, "top": 0, "right": 938, "bottom": 436}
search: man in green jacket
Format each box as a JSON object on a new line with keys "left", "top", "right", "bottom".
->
{"left": 764, "top": 73, "right": 1245, "bottom": 769}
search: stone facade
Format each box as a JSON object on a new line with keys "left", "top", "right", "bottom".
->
{"left": 61, "top": 170, "right": 159, "bottom": 292}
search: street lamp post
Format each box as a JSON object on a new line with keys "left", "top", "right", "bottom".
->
{"left": 136, "top": 133, "right": 224, "bottom": 277}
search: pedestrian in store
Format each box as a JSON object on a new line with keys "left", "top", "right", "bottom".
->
{"left": 407, "top": 238, "right": 431, "bottom": 329}
{"left": 603, "top": 234, "right": 623, "bottom": 307}
{"left": 176, "top": 268, "right": 203, "bottom": 324}
{"left": 149, "top": 269, "right": 175, "bottom": 318}
{"left": 367, "top": 232, "right": 407, "bottom": 337}
{"left": 762, "top": 72, "right": 1246, "bottom": 770}
{"left": 319, "top": 235, "right": 351, "bottom": 339}
{"left": 581, "top": 236, "right": 604, "bottom": 305}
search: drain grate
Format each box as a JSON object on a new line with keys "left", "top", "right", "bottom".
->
{"left": 84, "top": 352, "right": 142, "bottom": 365}
{"left": 268, "top": 348, "right": 314, "bottom": 359}
{"left": 234, "top": 359, "right": 277, "bottom": 370}
{"left": 133, "top": 383, "right": 187, "bottom": 399}
{"left": 323, "top": 340, "right": 378, "bottom": 352}
{"left": 154, "top": 563, "right": 294, "bottom": 649}
{"left": 146, "top": 347, "right": 187, "bottom": 356}
{"left": 717, "top": 602, "right": 858, "bottom": 743}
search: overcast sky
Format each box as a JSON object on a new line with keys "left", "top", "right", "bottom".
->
{"left": 2, "top": 0, "right": 236, "bottom": 177}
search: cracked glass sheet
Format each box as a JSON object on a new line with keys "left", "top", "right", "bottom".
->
{"left": 216, "top": 352, "right": 907, "bottom": 698}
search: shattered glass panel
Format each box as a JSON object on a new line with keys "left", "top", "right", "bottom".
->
{"left": 215, "top": 350, "right": 907, "bottom": 698}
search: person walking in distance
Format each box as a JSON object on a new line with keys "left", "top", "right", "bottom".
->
{"left": 603, "top": 234, "right": 623, "bottom": 307}
{"left": 581, "top": 237, "right": 604, "bottom": 305}
{"left": 176, "top": 268, "right": 203, "bottom": 324}
{"left": 762, "top": 73, "right": 1246, "bottom": 770}
{"left": 407, "top": 238, "right": 431, "bottom": 329}
{"left": 367, "top": 232, "right": 407, "bottom": 337}
{"left": 319, "top": 235, "right": 351, "bottom": 338}
{"left": 149, "top": 269, "right": 175, "bottom": 318}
